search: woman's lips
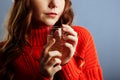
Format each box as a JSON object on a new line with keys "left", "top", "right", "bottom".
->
{"left": 46, "top": 12, "right": 58, "bottom": 18}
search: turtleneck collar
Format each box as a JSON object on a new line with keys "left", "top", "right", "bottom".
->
{"left": 30, "top": 26, "right": 52, "bottom": 47}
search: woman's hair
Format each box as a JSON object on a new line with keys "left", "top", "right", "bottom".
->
{"left": 0, "top": 0, "right": 74, "bottom": 79}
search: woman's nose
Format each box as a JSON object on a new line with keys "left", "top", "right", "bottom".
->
{"left": 48, "top": 0, "right": 58, "bottom": 8}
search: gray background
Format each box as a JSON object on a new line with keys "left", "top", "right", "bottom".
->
{"left": 0, "top": 0, "right": 120, "bottom": 80}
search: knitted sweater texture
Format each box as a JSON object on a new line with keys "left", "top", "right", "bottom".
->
{"left": 13, "top": 26, "right": 103, "bottom": 80}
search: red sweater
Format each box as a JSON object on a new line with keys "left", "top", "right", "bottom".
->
{"left": 13, "top": 26, "right": 103, "bottom": 80}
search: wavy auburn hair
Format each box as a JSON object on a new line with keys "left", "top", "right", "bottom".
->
{"left": 0, "top": 0, "right": 74, "bottom": 80}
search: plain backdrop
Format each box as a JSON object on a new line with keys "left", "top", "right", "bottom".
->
{"left": 0, "top": 0, "right": 120, "bottom": 80}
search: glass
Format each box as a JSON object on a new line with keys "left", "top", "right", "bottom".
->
{"left": 47, "top": 26, "right": 70, "bottom": 65}
{"left": 47, "top": 26, "right": 66, "bottom": 50}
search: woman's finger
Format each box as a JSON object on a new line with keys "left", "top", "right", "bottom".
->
{"left": 44, "top": 38, "right": 55, "bottom": 54}
{"left": 64, "top": 35, "right": 78, "bottom": 45}
{"left": 43, "top": 51, "right": 62, "bottom": 65}
{"left": 62, "top": 24, "right": 77, "bottom": 37}
{"left": 40, "top": 38, "right": 55, "bottom": 63}
{"left": 48, "top": 58, "right": 62, "bottom": 67}
{"left": 64, "top": 42, "right": 75, "bottom": 55}
{"left": 53, "top": 65, "right": 62, "bottom": 74}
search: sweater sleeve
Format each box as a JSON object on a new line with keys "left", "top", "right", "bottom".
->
{"left": 57, "top": 26, "right": 103, "bottom": 80}
{"left": 81, "top": 27, "right": 103, "bottom": 80}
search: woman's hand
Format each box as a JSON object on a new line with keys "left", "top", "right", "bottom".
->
{"left": 60, "top": 24, "right": 78, "bottom": 65}
{"left": 40, "top": 38, "right": 62, "bottom": 79}
{"left": 39, "top": 24, "right": 78, "bottom": 79}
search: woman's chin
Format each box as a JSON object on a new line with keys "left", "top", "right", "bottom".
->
{"left": 43, "top": 19, "right": 58, "bottom": 26}
{"left": 45, "top": 22, "right": 56, "bottom": 26}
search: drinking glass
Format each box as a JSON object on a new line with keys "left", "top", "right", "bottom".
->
{"left": 47, "top": 26, "right": 70, "bottom": 65}
{"left": 47, "top": 26, "right": 65, "bottom": 46}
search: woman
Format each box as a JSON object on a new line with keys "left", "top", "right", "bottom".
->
{"left": 0, "top": 0, "right": 103, "bottom": 80}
